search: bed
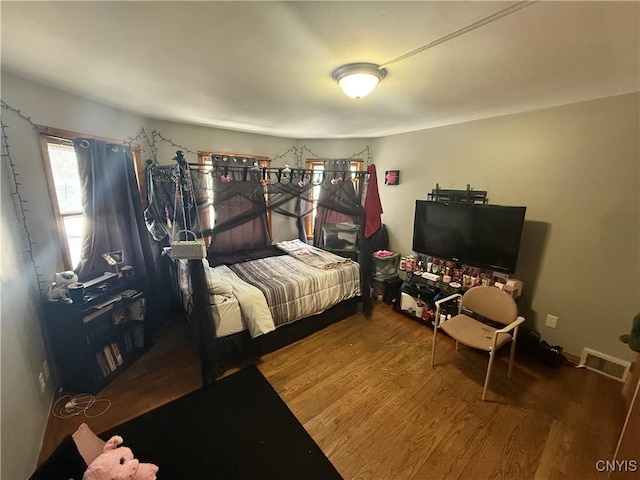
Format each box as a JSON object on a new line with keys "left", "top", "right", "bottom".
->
{"left": 177, "top": 240, "right": 362, "bottom": 381}
{"left": 146, "top": 153, "right": 377, "bottom": 383}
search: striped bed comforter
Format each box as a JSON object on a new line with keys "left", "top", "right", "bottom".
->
{"left": 229, "top": 254, "right": 361, "bottom": 327}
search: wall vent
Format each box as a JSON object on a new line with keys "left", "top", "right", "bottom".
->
{"left": 577, "top": 348, "right": 631, "bottom": 382}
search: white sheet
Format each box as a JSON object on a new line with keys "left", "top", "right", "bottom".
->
{"left": 178, "top": 252, "right": 359, "bottom": 340}
{"left": 229, "top": 255, "right": 361, "bottom": 327}
{"left": 176, "top": 259, "right": 247, "bottom": 338}
{"left": 208, "top": 265, "right": 275, "bottom": 338}
{"left": 210, "top": 296, "right": 245, "bottom": 338}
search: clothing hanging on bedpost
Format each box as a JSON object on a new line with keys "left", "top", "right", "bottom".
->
{"left": 174, "top": 150, "right": 192, "bottom": 232}
{"left": 358, "top": 164, "right": 382, "bottom": 317}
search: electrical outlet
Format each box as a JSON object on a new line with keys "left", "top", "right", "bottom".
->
{"left": 545, "top": 314, "right": 558, "bottom": 328}
{"left": 43, "top": 360, "right": 50, "bottom": 381}
{"left": 38, "top": 372, "right": 46, "bottom": 393}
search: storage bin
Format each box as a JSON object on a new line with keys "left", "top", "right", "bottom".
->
{"left": 373, "top": 252, "right": 400, "bottom": 280}
{"left": 371, "top": 277, "right": 403, "bottom": 304}
{"left": 322, "top": 223, "right": 359, "bottom": 250}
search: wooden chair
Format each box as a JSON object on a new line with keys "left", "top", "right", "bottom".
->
{"left": 431, "top": 286, "right": 525, "bottom": 400}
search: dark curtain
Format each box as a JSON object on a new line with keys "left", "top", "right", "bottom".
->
{"left": 312, "top": 159, "right": 362, "bottom": 247}
{"left": 267, "top": 169, "right": 315, "bottom": 242}
{"left": 143, "top": 163, "right": 173, "bottom": 242}
{"left": 208, "top": 168, "right": 270, "bottom": 253}
{"left": 74, "top": 139, "right": 157, "bottom": 285}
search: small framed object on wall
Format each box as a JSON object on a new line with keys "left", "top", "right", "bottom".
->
{"left": 385, "top": 170, "right": 400, "bottom": 185}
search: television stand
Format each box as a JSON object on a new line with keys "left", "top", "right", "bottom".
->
{"left": 393, "top": 273, "right": 461, "bottom": 327}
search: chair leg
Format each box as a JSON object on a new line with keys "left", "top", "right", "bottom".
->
{"left": 431, "top": 325, "right": 438, "bottom": 367}
{"left": 483, "top": 349, "right": 496, "bottom": 401}
{"left": 508, "top": 339, "right": 517, "bottom": 379}
{"left": 455, "top": 340, "right": 459, "bottom": 351}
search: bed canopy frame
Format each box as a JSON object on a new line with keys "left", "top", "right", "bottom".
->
{"left": 145, "top": 151, "right": 377, "bottom": 382}
{"left": 146, "top": 151, "right": 371, "bottom": 240}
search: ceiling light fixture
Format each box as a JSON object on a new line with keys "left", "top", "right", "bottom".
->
{"left": 331, "top": 63, "right": 387, "bottom": 99}
{"left": 330, "top": 2, "right": 535, "bottom": 100}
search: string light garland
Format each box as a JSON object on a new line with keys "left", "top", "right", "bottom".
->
{"left": 300, "top": 145, "right": 372, "bottom": 166}
{"left": 1, "top": 99, "right": 373, "bottom": 273}
{"left": 126, "top": 126, "right": 157, "bottom": 164}
{"left": 268, "top": 145, "right": 298, "bottom": 164}
{"left": 152, "top": 130, "right": 199, "bottom": 158}
{"left": 1, "top": 102, "right": 48, "bottom": 297}
{"left": 1, "top": 101, "right": 373, "bottom": 170}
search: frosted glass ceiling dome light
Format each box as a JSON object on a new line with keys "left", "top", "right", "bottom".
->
{"left": 332, "top": 63, "right": 387, "bottom": 99}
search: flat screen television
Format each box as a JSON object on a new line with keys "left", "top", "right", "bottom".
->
{"left": 412, "top": 201, "right": 526, "bottom": 273}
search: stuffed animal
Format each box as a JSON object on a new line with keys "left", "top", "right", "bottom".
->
{"left": 83, "top": 435, "right": 158, "bottom": 480}
{"left": 619, "top": 312, "right": 640, "bottom": 353}
{"left": 46, "top": 271, "right": 78, "bottom": 301}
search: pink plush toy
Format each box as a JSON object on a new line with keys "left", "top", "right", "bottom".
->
{"left": 83, "top": 435, "right": 158, "bottom": 480}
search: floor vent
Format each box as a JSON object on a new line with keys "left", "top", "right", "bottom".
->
{"left": 577, "top": 348, "right": 630, "bottom": 382}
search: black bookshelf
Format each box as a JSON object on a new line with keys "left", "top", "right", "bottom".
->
{"left": 42, "top": 275, "right": 150, "bottom": 394}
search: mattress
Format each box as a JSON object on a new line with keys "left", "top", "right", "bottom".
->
{"left": 176, "top": 259, "right": 245, "bottom": 338}
{"left": 211, "top": 297, "right": 245, "bottom": 338}
{"left": 230, "top": 254, "right": 361, "bottom": 327}
{"left": 180, "top": 251, "right": 360, "bottom": 339}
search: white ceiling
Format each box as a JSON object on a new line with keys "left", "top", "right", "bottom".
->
{"left": 1, "top": 1, "right": 638, "bottom": 139}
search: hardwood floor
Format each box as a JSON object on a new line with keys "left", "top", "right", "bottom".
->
{"left": 39, "top": 304, "right": 628, "bottom": 479}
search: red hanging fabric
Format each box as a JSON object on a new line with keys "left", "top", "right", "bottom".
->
{"left": 364, "top": 164, "right": 383, "bottom": 238}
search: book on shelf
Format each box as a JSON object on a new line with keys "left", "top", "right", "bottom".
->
{"left": 103, "top": 345, "right": 117, "bottom": 372}
{"left": 111, "top": 342, "right": 123, "bottom": 366}
{"left": 95, "top": 351, "right": 110, "bottom": 378}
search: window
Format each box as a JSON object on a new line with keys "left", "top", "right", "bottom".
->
{"left": 43, "top": 139, "right": 84, "bottom": 268}
{"left": 304, "top": 158, "right": 363, "bottom": 238}
{"left": 40, "top": 127, "right": 143, "bottom": 270}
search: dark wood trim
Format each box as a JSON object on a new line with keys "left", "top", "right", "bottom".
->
{"left": 39, "top": 135, "right": 73, "bottom": 269}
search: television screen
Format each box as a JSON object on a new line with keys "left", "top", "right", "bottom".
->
{"left": 412, "top": 201, "right": 526, "bottom": 273}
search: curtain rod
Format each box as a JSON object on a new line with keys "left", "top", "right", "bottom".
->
{"left": 169, "top": 157, "right": 369, "bottom": 175}
{"left": 178, "top": 162, "right": 370, "bottom": 175}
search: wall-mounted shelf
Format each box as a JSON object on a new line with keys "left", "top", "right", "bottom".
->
{"left": 428, "top": 184, "right": 488, "bottom": 204}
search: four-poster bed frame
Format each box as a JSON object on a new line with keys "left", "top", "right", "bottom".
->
{"left": 147, "top": 151, "right": 375, "bottom": 383}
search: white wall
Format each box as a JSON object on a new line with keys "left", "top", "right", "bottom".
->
{"left": 1, "top": 159, "right": 54, "bottom": 480}
{"left": 294, "top": 138, "right": 373, "bottom": 163}
{"left": 0, "top": 71, "right": 149, "bottom": 479}
{"left": 146, "top": 118, "right": 296, "bottom": 167}
{"left": 373, "top": 93, "right": 640, "bottom": 361}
